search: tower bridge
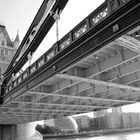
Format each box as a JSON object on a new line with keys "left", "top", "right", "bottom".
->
{"left": 0, "top": 0, "right": 140, "bottom": 125}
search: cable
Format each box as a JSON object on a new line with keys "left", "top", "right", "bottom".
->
{"left": 53, "top": 9, "right": 61, "bottom": 42}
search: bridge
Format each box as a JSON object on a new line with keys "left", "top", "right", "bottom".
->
{"left": 0, "top": 0, "right": 140, "bottom": 125}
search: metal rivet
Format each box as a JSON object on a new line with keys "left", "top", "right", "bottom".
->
{"left": 25, "top": 85, "right": 28, "bottom": 89}
{"left": 53, "top": 65, "right": 57, "bottom": 71}
{"left": 113, "top": 24, "right": 119, "bottom": 32}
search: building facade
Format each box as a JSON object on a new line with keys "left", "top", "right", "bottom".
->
{"left": 73, "top": 115, "right": 90, "bottom": 131}
{"left": 0, "top": 24, "right": 19, "bottom": 79}
{"left": 44, "top": 117, "right": 78, "bottom": 133}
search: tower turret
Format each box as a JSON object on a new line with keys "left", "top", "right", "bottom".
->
{"left": 13, "top": 31, "right": 20, "bottom": 49}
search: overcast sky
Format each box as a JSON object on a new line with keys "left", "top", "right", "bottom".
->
{"left": 0, "top": 0, "right": 43, "bottom": 40}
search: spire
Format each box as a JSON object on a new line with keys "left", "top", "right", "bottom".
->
{"left": 13, "top": 30, "right": 20, "bottom": 49}
{"left": 14, "top": 30, "right": 20, "bottom": 42}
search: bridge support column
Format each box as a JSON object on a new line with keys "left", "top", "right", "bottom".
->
{"left": 16, "top": 123, "right": 43, "bottom": 140}
{"left": 0, "top": 125, "right": 16, "bottom": 140}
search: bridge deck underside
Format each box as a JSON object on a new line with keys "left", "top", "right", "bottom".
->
{"left": 1, "top": 26, "right": 140, "bottom": 124}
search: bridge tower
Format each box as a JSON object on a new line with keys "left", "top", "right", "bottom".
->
{"left": 0, "top": 24, "right": 19, "bottom": 76}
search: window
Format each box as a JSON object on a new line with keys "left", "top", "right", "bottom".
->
{"left": 1, "top": 49, "right": 9, "bottom": 56}
{"left": 4, "top": 50, "right": 9, "bottom": 56}
{"left": 1, "top": 40, "right": 4, "bottom": 45}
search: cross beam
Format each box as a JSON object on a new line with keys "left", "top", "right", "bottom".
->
{"left": 56, "top": 74, "right": 140, "bottom": 92}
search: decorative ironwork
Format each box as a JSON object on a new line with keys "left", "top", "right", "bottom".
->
{"left": 5, "top": 88, "right": 8, "bottom": 94}
{"left": 18, "top": 77, "right": 22, "bottom": 84}
{"left": 60, "top": 38, "right": 71, "bottom": 50}
{"left": 9, "top": 85, "right": 12, "bottom": 91}
{"left": 74, "top": 24, "right": 88, "bottom": 39}
{"left": 38, "top": 59, "right": 44, "bottom": 68}
{"left": 30, "top": 66, "right": 36, "bottom": 74}
{"left": 13, "top": 80, "right": 17, "bottom": 87}
{"left": 92, "top": 8, "right": 109, "bottom": 26}
{"left": 121, "top": 0, "right": 128, "bottom": 3}
{"left": 113, "top": 24, "right": 119, "bottom": 32}
{"left": 23, "top": 73, "right": 28, "bottom": 79}
{"left": 47, "top": 51, "right": 55, "bottom": 60}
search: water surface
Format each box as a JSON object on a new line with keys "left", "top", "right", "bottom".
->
{"left": 44, "top": 131, "right": 140, "bottom": 140}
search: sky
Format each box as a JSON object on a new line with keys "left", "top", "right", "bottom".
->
{"left": 0, "top": 0, "right": 140, "bottom": 114}
{"left": 0, "top": 0, "right": 43, "bottom": 40}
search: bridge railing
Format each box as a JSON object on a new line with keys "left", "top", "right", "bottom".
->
{"left": 4, "top": 0, "right": 130, "bottom": 96}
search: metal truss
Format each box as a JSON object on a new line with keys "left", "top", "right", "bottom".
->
{"left": 1, "top": 0, "right": 140, "bottom": 124}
